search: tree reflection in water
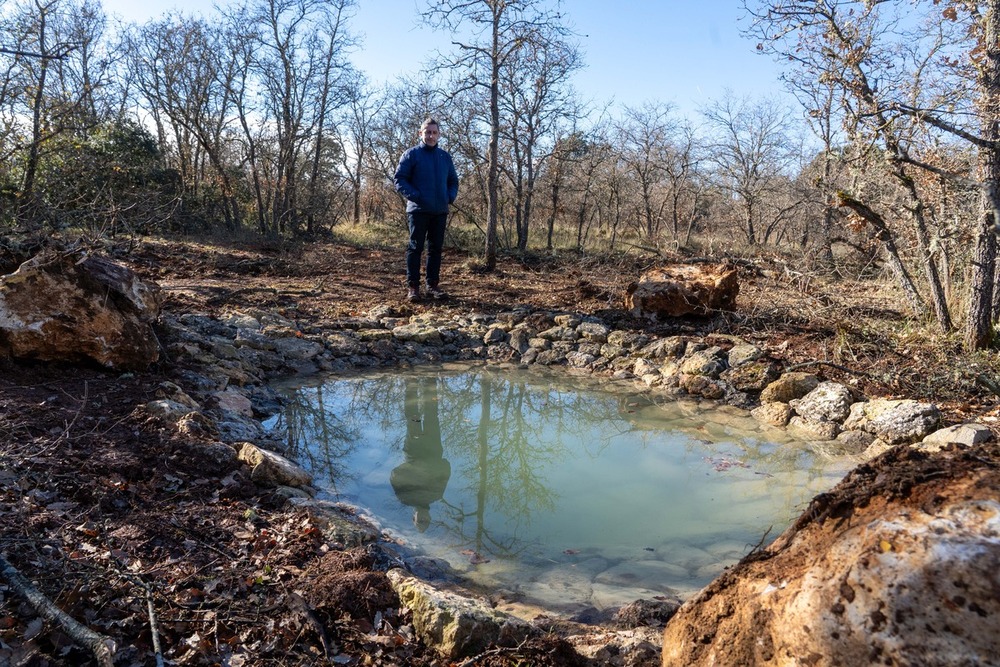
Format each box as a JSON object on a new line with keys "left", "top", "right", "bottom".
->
{"left": 268, "top": 365, "right": 647, "bottom": 559}
{"left": 265, "top": 364, "right": 850, "bottom": 574}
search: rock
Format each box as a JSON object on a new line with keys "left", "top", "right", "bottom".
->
{"left": 680, "top": 374, "right": 726, "bottom": 400}
{"left": 145, "top": 399, "right": 195, "bottom": 424}
{"left": 661, "top": 446, "right": 1000, "bottom": 667}
{"left": 759, "top": 372, "right": 820, "bottom": 404}
{"left": 633, "top": 358, "right": 660, "bottom": 377}
{"left": 212, "top": 388, "right": 253, "bottom": 417}
{"left": 788, "top": 415, "right": 840, "bottom": 440}
{"left": 271, "top": 336, "right": 325, "bottom": 361}
{"left": 483, "top": 326, "right": 508, "bottom": 345}
{"left": 835, "top": 429, "right": 877, "bottom": 454}
{"left": 636, "top": 336, "right": 687, "bottom": 360}
{"left": 508, "top": 328, "right": 531, "bottom": 353}
{"left": 679, "top": 347, "right": 726, "bottom": 377}
{"left": 726, "top": 343, "right": 763, "bottom": 367}
{"left": 790, "top": 381, "right": 854, "bottom": 423}
{"left": 293, "top": 499, "right": 381, "bottom": 547}
{"left": 917, "top": 423, "right": 995, "bottom": 452}
{"left": 577, "top": 321, "right": 611, "bottom": 343}
{"left": 843, "top": 398, "right": 941, "bottom": 445}
{"left": 237, "top": 442, "right": 313, "bottom": 489}
{"left": 720, "top": 360, "right": 780, "bottom": 392}
{"left": 750, "top": 402, "right": 792, "bottom": 426}
{"left": 387, "top": 569, "right": 536, "bottom": 659}
{"left": 625, "top": 263, "right": 738, "bottom": 318}
{"left": 614, "top": 598, "right": 683, "bottom": 629}
{"left": 0, "top": 251, "right": 161, "bottom": 369}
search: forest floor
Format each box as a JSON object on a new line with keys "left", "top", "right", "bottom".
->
{"left": 1, "top": 235, "right": 998, "bottom": 666}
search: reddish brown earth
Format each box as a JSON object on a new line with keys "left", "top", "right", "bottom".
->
{"left": 1, "top": 237, "right": 997, "bottom": 666}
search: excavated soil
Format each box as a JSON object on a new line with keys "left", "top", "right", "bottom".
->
{"left": 1, "top": 236, "right": 998, "bottom": 666}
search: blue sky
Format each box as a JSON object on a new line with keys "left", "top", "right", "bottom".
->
{"left": 102, "top": 0, "right": 790, "bottom": 119}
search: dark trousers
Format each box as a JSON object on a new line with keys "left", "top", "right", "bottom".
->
{"left": 406, "top": 211, "right": 447, "bottom": 288}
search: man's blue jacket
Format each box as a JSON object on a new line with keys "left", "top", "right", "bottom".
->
{"left": 394, "top": 143, "right": 459, "bottom": 215}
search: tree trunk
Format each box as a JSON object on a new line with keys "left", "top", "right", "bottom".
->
{"left": 484, "top": 15, "right": 501, "bottom": 270}
{"left": 837, "top": 193, "right": 926, "bottom": 317}
{"left": 966, "top": 0, "right": 1000, "bottom": 351}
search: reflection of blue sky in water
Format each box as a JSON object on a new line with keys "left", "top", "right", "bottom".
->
{"left": 266, "top": 363, "right": 854, "bottom": 609}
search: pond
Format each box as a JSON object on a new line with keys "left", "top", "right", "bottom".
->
{"left": 265, "top": 363, "right": 854, "bottom": 616}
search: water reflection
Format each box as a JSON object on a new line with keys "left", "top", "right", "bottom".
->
{"left": 391, "top": 377, "right": 450, "bottom": 532}
{"left": 266, "top": 364, "right": 853, "bottom": 607}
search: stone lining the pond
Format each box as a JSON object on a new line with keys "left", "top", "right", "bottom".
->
{"left": 152, "top": 304, "right": 989, "bottom": 461}
{"left": 145, "top": 304, "right": 996, "bottom": 664}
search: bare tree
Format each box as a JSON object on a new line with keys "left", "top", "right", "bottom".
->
{"left": 701, "top": 92, "right": 798, "bottom": 246}
{"left": 497, "top": 28, "right": 581, "bottom": 251}
{"left": 615, "top": 101, "right": 677, "bottom": 241}
{"left": 747, "top": 0, "right": 1000, "bottom": 343}
{"left": 423, "top": 0, "right": 569, "bottom": 270}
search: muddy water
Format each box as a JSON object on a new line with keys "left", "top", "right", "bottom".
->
{"left": 266, "top": 363, "right": 854, "bottom": 615}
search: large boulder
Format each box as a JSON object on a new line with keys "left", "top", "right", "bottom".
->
{"left": 661, "top": 445, "right": 1000, "bottom": 666}
{"left": 0, "top": 250, "right": 161, "bottom": 369}
{"left": 625, "top": 264, "right": 738, "bottom": 318}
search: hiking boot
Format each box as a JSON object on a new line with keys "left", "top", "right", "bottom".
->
{"left": 426, "top": 285, "right": 448, "bottom": 300}
{"left": 407, "top": 286, "right": 421, "bottom": 302}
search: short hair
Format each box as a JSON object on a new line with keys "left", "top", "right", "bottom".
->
{"left": 421, "top": 117, "right": 440, "bottom": 131}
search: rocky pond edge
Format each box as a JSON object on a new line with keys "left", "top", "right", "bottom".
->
{"left": 141, "top": 302, "right": 994, "bottom": 663}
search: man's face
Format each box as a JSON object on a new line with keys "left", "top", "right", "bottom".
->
{"left": 421, "top": 124, "right": 440, "bottom": 147}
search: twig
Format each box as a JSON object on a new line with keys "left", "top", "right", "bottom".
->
{"left": 785, "top": 360, "right": 865, "bottom": 376}
{"left": 0, "top": 554, "right": 116, "bottom": 667}
{"left": 142, "top": 580, "right": 166, "bottom": 667}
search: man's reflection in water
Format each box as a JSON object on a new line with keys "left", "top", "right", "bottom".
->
{"left": 390, "top": 376, "right": 451, "bottom": 532}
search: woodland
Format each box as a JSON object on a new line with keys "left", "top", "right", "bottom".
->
{"left": 3, "top": 0, "right": 1000, "bottom": 665}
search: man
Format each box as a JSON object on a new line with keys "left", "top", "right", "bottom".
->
{"left": 393, "top": 117, "right": 459, "bottom": 302}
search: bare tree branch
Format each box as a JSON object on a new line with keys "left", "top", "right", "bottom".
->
{"left": 0, "top": 554, "right": 116, "bottom": 667}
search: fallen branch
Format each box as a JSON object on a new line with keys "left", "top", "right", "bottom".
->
{"left": 785, "top": 360, "right": 865, "bottom": 376}
{"left": 0, "top": 554, "right": 116, "bottom": 666}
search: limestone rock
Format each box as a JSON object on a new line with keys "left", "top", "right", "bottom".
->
{"left": 387, "top": 569, "right": 536, "bottom": 659}
{"left": 391, "top": 323, "right": 442, "bottom": 345}
{"left": 835, "top": 429, "right": 877, "bottom": 454}
{"left": 636, "top": 336, "right": 687, "bottom": 360}
{"left": 751, "top": 401, "right": 793, "bottom": 427}
{"left": 759, "top": 372, "right": 820, "bottom": 404}
{"left": 726, "top": 343, "right": 763, "bottom": 367}
{"left": 843, "top": 398, "right": 941, "bottom": 445}
{"left": 0, "top": 251, "right": 161, "bottom": 369}
{"left": 720, "top": 360, "right": 780, "bottom": 392}
{"left": 679, "top": 346, "right": 726, "bottom": 378}
{"left": 625, "top": 263, "right": 738, "bottom": 318}
{"left": 790, "top": 381, "right": 854, "bottom": 423}
{"left": 661, "top": 446, "right": 1000, "bottom": 667}
{"left": 788, "top": 415, "right": 840, "bottom": 441}
{"left": 577, "top": 321, "right": 611, "bottom": 343}
{"left": 918, "top": 423, "right": 995, "bottom": 452}
{"left": 237, "top": 442, "right": 313, "bottom": 489}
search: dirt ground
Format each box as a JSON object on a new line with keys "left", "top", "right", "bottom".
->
{"left": 1, "top": 236, "right": 998, "bottom": 666}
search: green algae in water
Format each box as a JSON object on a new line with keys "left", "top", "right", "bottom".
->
{"left": 266, "top": 363, "right": 854, "bottom": 613}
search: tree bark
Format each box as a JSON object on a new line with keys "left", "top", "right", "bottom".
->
{"left": 966, "top": 0, "right": 1000, "bottom": 351}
